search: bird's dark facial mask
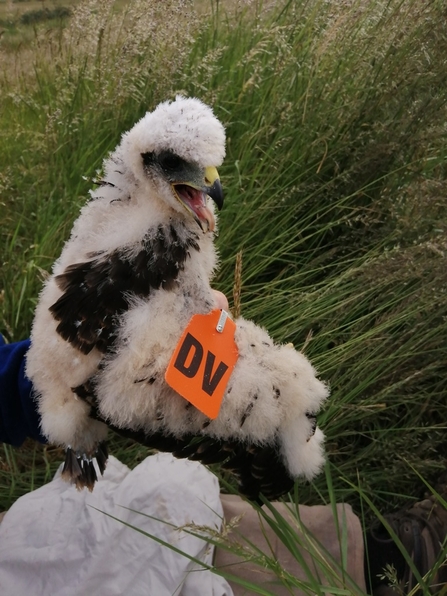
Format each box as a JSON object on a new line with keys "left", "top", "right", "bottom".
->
{"left": 141, "top": 151, "right": 224, "bottom": 233}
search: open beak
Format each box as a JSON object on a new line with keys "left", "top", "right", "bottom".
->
{"left": 172, "top": 166, "right": 224, "bottom": 233}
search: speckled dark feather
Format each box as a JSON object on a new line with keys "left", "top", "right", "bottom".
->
{"left": 49, "top": 224, "right": 200, "bottom": 355}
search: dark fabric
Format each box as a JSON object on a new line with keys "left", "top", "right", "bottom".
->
{"left": 0, "top": 335, "right": 47, "bottom": 446}
{"left": 366, "top": 493, "right": 447, "bottom": 594}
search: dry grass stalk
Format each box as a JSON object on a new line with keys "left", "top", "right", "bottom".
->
{"left": 232, "top": 250, "right": 243, "bottom": 319}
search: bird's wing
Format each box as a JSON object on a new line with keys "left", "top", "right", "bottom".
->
{"left": 49, "top": 224, "right": 200, "bottom": 355}
{"left": 91, "top": 405, "right": 294, "bottom": 502}
{"left": 68, "top": 310, "right": 327, "bottom": 496}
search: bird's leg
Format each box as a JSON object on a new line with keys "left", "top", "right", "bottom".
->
{"left": 57, "top": 381, "right": 110, "bottom": 490}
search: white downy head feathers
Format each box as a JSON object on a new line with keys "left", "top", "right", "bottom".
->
{"left": 121, "top": 95, "right": 226, "bottom": 185}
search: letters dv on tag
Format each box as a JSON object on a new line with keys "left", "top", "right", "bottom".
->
{"left": 165, "top": 309, "right": 238, "bottom": 419}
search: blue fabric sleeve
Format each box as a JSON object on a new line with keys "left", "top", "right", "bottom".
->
{"left": 0, "top": 335, "right": 47, "bottom": 446}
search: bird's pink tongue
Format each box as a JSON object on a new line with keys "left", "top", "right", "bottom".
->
{"left": 175, "top": 186, "right": 215, "bottom": 232}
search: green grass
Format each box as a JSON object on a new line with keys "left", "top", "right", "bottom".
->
{"left": 1, "top": 0, "right": 447, "bottom": 591}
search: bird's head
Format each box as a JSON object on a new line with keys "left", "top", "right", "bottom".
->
{"left": 120, "top": 96, "right": 226, "bottom": 233}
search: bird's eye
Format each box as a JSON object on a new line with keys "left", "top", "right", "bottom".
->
{"left": 141, "top": 152, "right": 154, "bottom": 167}
{"left": 159, "top": 152, "right": 183, "bottom": 171}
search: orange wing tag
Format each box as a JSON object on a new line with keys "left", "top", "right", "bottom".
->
{"left": 165, "top": 309, "right": 238, "bottom": 419}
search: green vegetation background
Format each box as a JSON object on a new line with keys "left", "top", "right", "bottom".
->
{"left": 1, "top": 1, "right": 446, "bottom": 581}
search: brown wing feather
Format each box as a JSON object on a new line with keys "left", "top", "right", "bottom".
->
{"left": 50, "top": 224, "right": 199, "bottom": 354}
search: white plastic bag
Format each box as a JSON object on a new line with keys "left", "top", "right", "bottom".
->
{"left": 0, "top": 453, "right": 232, "bottom": 596}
